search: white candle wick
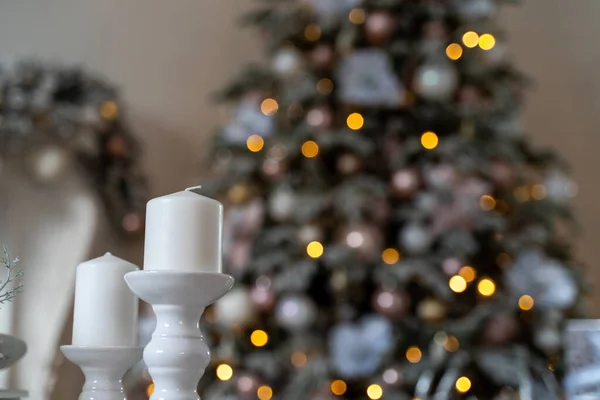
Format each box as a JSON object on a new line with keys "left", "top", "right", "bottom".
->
{"left": 185, "top": 185, "right": 203, "bottom": 193}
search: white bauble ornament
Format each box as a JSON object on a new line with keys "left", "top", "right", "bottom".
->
{"left": 399, "top": 224, "right": 433, "bottom": 255}
{"left": 27, "top": 145, "right": 72, "bottom": 184}
{"left": 535, "top": 327, "right": 561, "bottom": 354}
{"left": 214, "top": 287, "right": 256, "bottom": 327}
{"left": 269, "top": 187, "right": 296, "bottom": 221}
{"left": 545, "top": 172, "right": 578, "bottom": 203}
{"left": 413, "top": 62, "right": 458, "bottom": 101}
{"left": 272, "top": 48, "right": 304, "bottom": 76}
{"left": 275, "top": 294, "right": 317, "bottom": 331}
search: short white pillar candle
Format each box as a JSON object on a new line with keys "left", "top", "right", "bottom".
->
{"left": 143, "top": 187, "right": 224, "bottom": 273}
{"left": 72, "top": 253, "right": 139, "bottom": 347}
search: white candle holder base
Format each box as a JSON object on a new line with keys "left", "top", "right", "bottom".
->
{"left": 60, "top": 346, "right": 143, "bottom": 400}
{"left": 125, "top": 271, "right": 234, "bottom": 400}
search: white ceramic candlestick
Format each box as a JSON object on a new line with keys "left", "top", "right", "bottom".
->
{"left": 125, "top": 271, "right": 233, "bottom": 400}
{"left": 60, "top": 346, "right": 143, "bottom": 400}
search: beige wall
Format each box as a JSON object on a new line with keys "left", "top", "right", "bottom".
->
{"left": 0, "top": 0, "right": 596, "bottom": 305}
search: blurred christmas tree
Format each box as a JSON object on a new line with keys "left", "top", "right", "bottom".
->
{"left": 198, "top": 0, "right": 586, "bottom": 399}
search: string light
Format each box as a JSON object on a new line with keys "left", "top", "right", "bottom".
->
{"left": 247, "top": 134, "right": 264, "bottom": 152}
{"left": 480, "top": 195, "right": 496, "bottom": 211}
{"left": 449, "top": 275, "right": 467, "bottom": 293}
{"left": 445, "top": 336, "right": 460, "bottom": 352}
{"left": 261, "top": 98, "right": 279, "bottom": 115}
{"left": 257, "top": 385, "right": 273, "bottom": 400}
{"left": 291, "top": 351, "right": 308, "bottom": 367}
{"left": 421, "top": 131, "right": 439, "bottom": 149}
{"left": 459, "top": 266, "right": 477, "bottom": 283}
{"left": 331, "top": 380, "right": 347, "bottom": 395}
{"left": 305, "top": 23, "right": 322, "bottom": 42}
{"left": 100, "top": 100, "right": 119, "bottom": 120}
{"left": 307, "top": 241, "right": 324, "bottom": 258}
{"left": 349, "top": 8, "right": 366, "bottom": 24}
{"left": 347, "top": 112, "right": 364, "bottom": 130}
{"left": 455, "top": 377, "right": 472, "bottom": 393}
{"left": 446, "top": 43, "right": 463, "bottom": 60}
{"left": 301, "top": 140, "right": 319, "bottom": 158}
{"left": 406, "top": 346, "right": 422, "bottom": 363}
{"left": 147, "top": 382, "right": 154, "bottom": 397}
{"left": 216, "top": 364, "right": 234, "bottom": 381}
{"left": 531, "top": 184, "right": 547, "bottom": 200}
{"left": 367, "top": 384, "right": 383, "bottom": 399}
{"left": 477, "top": 278, "right": 496, "bottom": 297}
{"left": 462, "top": 31, "right": 479, "bottom": 48}
{"left": 251, "top": 330, "right": 269, "bottom": 347}
{"left": 317, "top": 78, "right": 334, "bottom": 94}
{"left": 479, "top": 33, "right": 496, "bottom": 50}
{"left": 519, "top": 295, "right": 534, "bottom": 311}
{"left": 382, "top": 248, "right": 400, "bottom": 265}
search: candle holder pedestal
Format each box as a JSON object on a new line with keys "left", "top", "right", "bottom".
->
{"left": 60, "top": 346, "right": 143, "bottom": 400}
{"left": 125, "top": 271, "right": 234, "bottom": 400}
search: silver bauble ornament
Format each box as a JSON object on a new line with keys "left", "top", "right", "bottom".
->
{"left": 269, "top": 186, "right": 296, "bottom": 221}
{"left": 391, "top": 168, "right": 420, "bottom": 198}
{"left": 272, "top": 48, "right": 303, "bottom": 76}
{"left": 413, "top": 62, "right": 458, "bottom": 101}
{"left": 399, "top": 224, "right": 433, "bottom": 255}
{"left": 535, "top": 326, "right": 561, "bottom": 354}
{"left": 275, "top": 294, "right": 317, "bottom": 331}
{"left": 27, "top": 145, "right": 72, "bottom": 184}
{"left": 214, "top": 287, "right": 256, "bottom": 327}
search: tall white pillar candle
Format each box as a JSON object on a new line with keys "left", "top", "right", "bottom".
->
{"left": 143, "top": 187, "right": 223, "bottom": 273}
{"left": 72, "top": 253, "right": 139, "bottom": 347}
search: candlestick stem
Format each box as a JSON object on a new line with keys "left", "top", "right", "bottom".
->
{"left": 125, "top": 271, "right": 234, "bottom": 400}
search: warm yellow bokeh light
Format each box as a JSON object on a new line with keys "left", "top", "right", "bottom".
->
{"left": 382, "top": 248, "right": 400, "bottom": 265}
{"left": 367, "top": 384, "right": 383, "bottom": 399}
{"left": 301, "top": 140, "right": 319, "bottom": 158}
{"left": 100, "top": 100, "right": 119, "bottom": 120}
{"left": 459, "top": 266, "right": 477, "bottom": 283}
{"left": 462, "top": 31, "right": 479, "bottom": 48}
{"left": 519, "top": 295, "right": 534, "bottom": 311}
{"left": 317, "top": 78, "right": 334, "bottom": 95}
{"left": 445, "top": 336, "right": 460, "bottom": 352}
{"left": 347, "top": 112, "right": 364, "bottom": 130}
{"left": 421, "top": 131, "right": 439, "bottom": 150}
{"left": 257, "top": 385, "right": 273, "bottom": 400}
{"left": 305, "top": 24, "right": 322, "bottom": 42}
{"left": 480, "top": 195, "right": 496, "bottom": 211}
{"left": 349, "top": 8, "right": 366, "bottom": 24}
{"left": 479, "top": 33, "right": 496, "bottom": 50}
{"left": 455, "top": 377, "right": 472, "bottom": 393}
{"left": 251, "top": 330, "right": 269, "bottom": 347}
{"left": 331, "top": 380, "right": 347, "bottom": 395}
{"left": 307, "top": 241, "right": 324, "bottom": 258}
{"left": 147, "top": 382, "right": 154, "bottom": 397}
{"left": 532, "top": 184, "right": 547, "bottom": 200}
{"left": 216, "top": 364, "right": 234, "bottom": 381}
{"left": 291, "top": 351, "right": 308, "bottom": 368}
{"left": 514, "top": 185, "right": 530, "bottom": 202}
{"left": 478, "top": 278, "right": 496, "bottom": 297}
{"left": 261, "top": 98, "right": 279, "bottom": 116}
{"left": 449, "top": 275, "right": 467, "bottom": 293}
{"left": 406, "top": 346, "right": 422, "bottom": 363}
{"left": 247, "top": 134, "right": 265, "bottom": 152}
{"left": 446, "top": 43, "right": 463, "bottom": 60}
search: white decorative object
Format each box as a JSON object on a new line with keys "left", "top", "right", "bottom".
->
{"left": 72, "top": 253, "right": 139, "bottom": 346}
{"left": 144, "top": 186, "right": 224, "bottom": 273}
{"left": 126, "top": 187, "right": 233, "bottom": 399}
{"left": 214, "top": 287, "right": 256, "bottom": 327}
{"left": 60, "top": 346, "right": 142, "bottom": 400}
{"left": 125, "top": 271, "right": 234, "bottom": 400}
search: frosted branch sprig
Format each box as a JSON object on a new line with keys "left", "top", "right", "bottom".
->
{"left": 0, "top": 246, "right": 23, "bottom": 305}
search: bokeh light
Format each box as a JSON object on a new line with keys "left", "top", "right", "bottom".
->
{"left": 519, "top": 295, "right": 534, "bottom": 311}
{"left": 455, "top": 377, "right": 472, "bottom": 393}
{"left": 317, "top": 78, "right": 334, "bottom": 94}
{"left": 147, "top": 382, "right": 154, "bottom": 397}
{"left": 382, "top": 248, "right": 400, "bottom": 265}
{"left": 331, "top": 380, "right": 347, "bottom": 395}
{"left": 480, "top": 195, "right": 496, "bottom": 211}
{"left": 307, "top": 241, "right": 324, "bottom": 258}
{"left": 305, "top": 24, "right": 322, "bottom": 42}
{"left": 421, "top": 131, "right": 439, "bottom": 149}
{"left": 462, "top": 31, "right": 479, "bottom": 48}
{"left": 445, "top": 336, "right": 460, "bottom": 352}
{"left": 100, "top": 100, "right": 119, "bottom": 120}
{"left": 459, "top": 266, "right": 477, "bottom": 283}
{"left": 406, "top": 346, "right": 422, "bottom": 363}
{"left": 367, "top": 384, "right": 383, "bottom": 399}
{"left": 479, "top": 33, "right": 496, "bottom": 50}
{"left": 449, "top": 275, "right": 467, "bottom": 293}
{"left": 261, "top": 98, "right": 279, "bottom": 115}
{"left": 291, "top": 352, "right": 308, "bottom": 368}
{"left": 251, "top": 330, "right": 269, "bottom": 347}
{"left": 247, "top": 134, "right": 265, "bottom": 152}
{"left": 349, "top": 8, "right": 366, "bottom": 24}
{"left": 257, "top": 385, "right": 273, "bottom": 400}
{"left": 446, "top": 43, "right": 463, "bottom": 60}
{"left": 216, "top": 364, "right": 233, "bottom": 381}
{"left": 347, "top": 112, "right": 364, "bottom": 130}
{"left": 477, "top": 278, "right": 496, "bottom": 297}
{"left": 531, "top": 184, "right": 547, "bottom": 200}
{"left": 301, "top": 140, "right": 319, "bottom": 158}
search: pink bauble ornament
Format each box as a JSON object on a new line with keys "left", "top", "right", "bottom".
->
{"left": 382, "top": 365, "right": 404, "bottom": 387}
{"left": 391, "top": 168, "right": 420, "bottom": 198}
{"left": 366, "top": 11, "right": 396, "bottom": 44}
{"left": 442, "top": 257, "right": 462, "bottom": 276}
{"left": 311, "top": 45, "right": 335, "bottom": 69}
{"left": 372, "top": 288, "right": 410, "bottom": 320}
{"left": 491, "top": 161, "right": 515, "bottom": 188}
{"left": 122, "top": 212, "right": 144, "bottom": 234}
{"left": 306, "top": 105, "right": 334, "bottom": 129}
{"left": 262, "top": 158, "right": 287, "bottom": 180}
{"left": 251, "top": 285, "right": 276, "bottom": 310}
{"left": 240, "top": 198, "right": 265, "bottom": 235}
{"left": 482, "top": 313, "right": 519, "bottom": 345}
{"left": 228, "top": 240, "right": 252, "bottom": 270}
{"left": 236, "top": 373, "right": 261, "bottom": 397}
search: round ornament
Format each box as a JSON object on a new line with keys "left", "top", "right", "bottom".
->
{"left": 442, "top": 257, "right": 462, "bottom": 276}
{"left": 311, "top": 45, "right": 335, "bottom": 69}
{"left": 214, "top": 287, "right": 256, "bottom": 328}
{"left": 306, "top": 105, "right": 334, "bottom": 129}
{"left": 122, "top": 212, "right": 144, "bottom": 234}
{"left": 365, "top": 11, "right": 396, "bottom": 44}
{"left": 399, "top": 224, "right": 433, "bottom": 255}
{"left": 340, "top": 224, "right": 384, "bottom": 261}
{"left": 269, "top": 186, "right": 296, "bottom": 221}
{"left": 275, "top": 294, "right": 317, "bottom": 331}
{"left": 261, "top": 158, "right": 287, "bottom": 181}
{"left": 413, "top": 61, "right": 458, "bottom": 101}
{"left": 272, "top": 48, "right": 304, "bottom": 76}
{"left": 491, "top": 161, "right": 514, "bottom": 188}
{"left": 391, "top": 168, "right": 420, "bottom": 198}
{"left": 381, "top": 365, "right": 404, "bottom": 387}
{"left": 337, "top": 153, "right": 362, "bottom": 175}
{"left": 235, "top": 373, "right": 261, "bottom": 397}
{"left": 250, "top": 284, "right": 276, "bottom": 311}
{"left": 417, "top": 298, "right": 446, "bottom": 323}
{"left": 26, "top": 145, "right": 72, "bottom": 184}
{"left": 534, "top": 326, "right": 561, "bottom": 354}
{"left": 372, "top": 288, "right": 410, "bottom": 320}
